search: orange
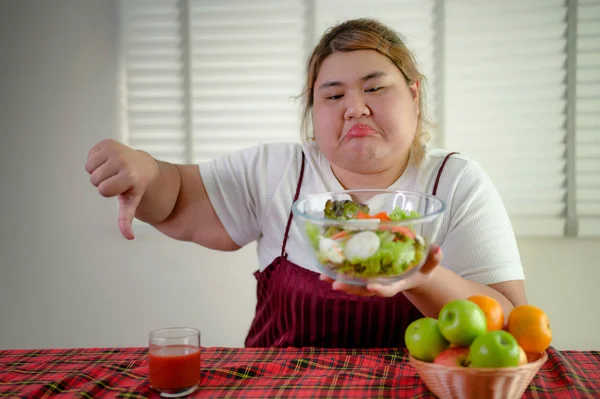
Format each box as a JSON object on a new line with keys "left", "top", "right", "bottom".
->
{"left": 507, "top": 304, "right": 552, "bottom": 354}
{"left": 467, "top": 295, "right": 505, "bottom": 331}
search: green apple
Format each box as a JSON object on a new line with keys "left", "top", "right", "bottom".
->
{"left": 438, "top": 299, "right": 487, "bottom": 347}
{"left": 467, "top": 330, "right": 521, "bottom": 368}
{"left": 405, "top": 317, "right": 450, "bottom": 362}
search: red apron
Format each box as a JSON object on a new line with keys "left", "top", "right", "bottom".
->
{"left": 245, "top": 151, "right": 458, "bottom": 348}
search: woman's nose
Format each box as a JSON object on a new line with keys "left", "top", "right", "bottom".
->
{"left": 344, "top": 92, "right": 371, "bottom": 120}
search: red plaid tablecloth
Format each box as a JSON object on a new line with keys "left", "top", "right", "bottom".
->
{"left": 0, "top": 346, "right": 598, "bottom": 398}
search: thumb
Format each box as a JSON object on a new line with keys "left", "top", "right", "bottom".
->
{"left": 420, "top": 244, "right": 443, "bottom": 275}
{"left": 118, "top": 191, "right": 142, "bottom": 240}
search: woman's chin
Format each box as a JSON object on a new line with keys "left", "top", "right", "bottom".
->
{"left": 329, "top": 142, "right": 409, "bottom": 175}
{"left": 342, "top": 140, "right": 385, "bottom": 162}
{"left": 335, "top": 154, "right": 389, "bottom": 175}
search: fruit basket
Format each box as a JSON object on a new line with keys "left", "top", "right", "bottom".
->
{"left": 405, "top": 297, "right": 552, "bottom": 399}
{"left": 409, "top": 351, "right": 547, "bottom": 399}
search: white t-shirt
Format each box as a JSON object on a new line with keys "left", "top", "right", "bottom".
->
{"left": 198, "top": 141, "right": 525, "bottom": 285}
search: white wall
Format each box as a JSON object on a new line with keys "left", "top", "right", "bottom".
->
{"left": 0, "top": 0, "right": 257, "bottom": 350}
{"left": 1, "top": 0, "right": 598, "bottom": 351}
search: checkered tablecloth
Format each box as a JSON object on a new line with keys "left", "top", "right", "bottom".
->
{"left": 0, "top": 346, "right": 598, "bottom": 398}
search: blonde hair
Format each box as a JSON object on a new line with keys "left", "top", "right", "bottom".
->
{"left": 300, "top": 18, "right": 433, "bottom": 162}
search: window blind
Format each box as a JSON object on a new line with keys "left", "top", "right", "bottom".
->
{"left": 119, "top": 0, "right": 305, "bottom": 165}
{"left": 444, "top": 0, "right": 569, "bottom": 237}
{"left": 576, "top": 0, "right": 600, "bottom": 236}
{"left": 120, "top": 0, "right": 188, "bottom": 164}
{"left": 189, "top": 0, "right": 305, "bottom": 163}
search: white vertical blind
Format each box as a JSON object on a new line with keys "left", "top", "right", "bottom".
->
{"left": 313, "top": 0, "right": 438, "bottom": 132}
{"left": 577, "top": 0, "right": 600, "bottom": 236}
{"left": 120, "top": 0, "right": 188, "bottom": 164}
{"left": 189, "top": 0, "right": 305, "bottom": 163}
{"left": 444, "top": 0, "right": 569, "bottom": 237}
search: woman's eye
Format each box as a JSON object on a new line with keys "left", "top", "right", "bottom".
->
{"left": 326, "top": 94, "right": 344, "bottom": 100}
{"left": 365, "top": 87, "right": 382, "bottom": 93}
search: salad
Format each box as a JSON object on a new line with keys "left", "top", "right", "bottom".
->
{"left": 306, "top": 199, "right": 425, "bottom": 279}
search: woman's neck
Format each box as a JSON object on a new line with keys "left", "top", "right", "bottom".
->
{"left": 329, "top": 153, "right": 411, "bottom": 190}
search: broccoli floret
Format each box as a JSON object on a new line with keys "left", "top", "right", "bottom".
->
{"left": 324, "top": 199, "right": 370, "bottom": 220}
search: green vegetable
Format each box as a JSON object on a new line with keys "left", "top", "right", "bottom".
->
{"left": 305, "top": 222, "right": 321, "bottom": 249}
{"left": 337, "top": 239, "right": 423, "bottom": 277}
{"left": 389, "top": 207, "right": 420, "bottom": 221}
{"left": 324, "top": 200, "right": 370, "bottom": 220}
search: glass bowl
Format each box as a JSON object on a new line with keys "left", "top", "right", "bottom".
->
{"left": 292, "top": 189, "right": 446, "bottom": 286}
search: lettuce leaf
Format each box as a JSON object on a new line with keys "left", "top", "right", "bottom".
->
{"left": 333, "top": 238, "right": 424, "bottom": 278}
{"left": 389, "top": 207, "right": 420, "bottom": 221}
{"left": 305, "top": 222, "right": 321, "bottom": 249}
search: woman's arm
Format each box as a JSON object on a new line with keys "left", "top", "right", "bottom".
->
{"left": 148, "top": 163, "right": 241, "bottom": 251}
{"left": 402, "top": 265, "right": 527, "bottom": 321}
{"left": 321, "top": 246, "right": 527, "bottom": 322}
{"left": 86, "top": 139, "right": 239, "bottom": 250}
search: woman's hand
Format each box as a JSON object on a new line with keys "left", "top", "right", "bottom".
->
{"left": 85, "top": 139, "right": 160, "bottom": 239}
{"left": 319, "top": 245, "right": 443, "bottom": 297}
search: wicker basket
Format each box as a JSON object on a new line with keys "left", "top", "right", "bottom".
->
{"left": 409, "top": 351, "right": 548, "bottom": 399}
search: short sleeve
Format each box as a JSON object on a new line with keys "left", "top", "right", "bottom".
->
{"left": 198, "top": 143, "right": 298, "bottom": 248}
{"left": 439, "top": 161, "right": 526, "bottom": 285}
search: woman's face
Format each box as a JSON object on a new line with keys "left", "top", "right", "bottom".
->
{"left": 312, "top": 50, "right": 420, "bottom": 174}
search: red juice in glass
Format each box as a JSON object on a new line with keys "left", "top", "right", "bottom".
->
{"left": 149, "top": 328, "right": 201, "bottom": 398}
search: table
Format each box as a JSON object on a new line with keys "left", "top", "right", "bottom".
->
{"left": 0, "top": 346, "right": 598, "bottom": 398}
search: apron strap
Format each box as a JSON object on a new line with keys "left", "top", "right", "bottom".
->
{"left": 281, "top": 150, "right": 306, "bottom": 259}
{"left": 432, "top": 152, "right": 459, "bottom": 196}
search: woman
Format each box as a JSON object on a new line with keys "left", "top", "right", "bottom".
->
{"left": 85, "top": 19, "right": 526, "bottom": 348}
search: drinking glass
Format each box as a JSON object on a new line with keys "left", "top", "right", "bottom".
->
{"left": 149, "top": 327, "right": 201, "bottom": 398}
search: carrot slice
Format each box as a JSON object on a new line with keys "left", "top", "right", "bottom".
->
{"left": 390, "top": 226, "right": 416, "bottom": 240}
{"left": 372, "top": 212, "right": 391, "bottom": 221}
{"left": 356, "top": 211, "right": 370, "bottom": 219}
{"left": 330, "top": 231, "right": 348, "bottom": 240}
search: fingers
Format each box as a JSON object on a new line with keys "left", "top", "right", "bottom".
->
{"left": 319, "top": 275, "right": 375, "bottom": 297}
{"left": 366, "top": 283, "right": 399, "bottom": 297}
{"left": 85, "top": 148, "right": 109, "bottom": 174}
{"left": 118, "top": 192, "right": 143, "bottom": 240}
{"left": 97, "top": 173, "right": 133, "bottom": 198}
{"left": 421, "top": 245, "right": 443, "bottom": 275}
{"left": 89, "top": 161, "right": 119, "bottom": 188}
{"left": 319, "top": 274, "right": 335, "bottom": 283}
{"left": 333, "top": 282, "right": 375, "bottom": 296}
{"left": 87, "top": 139, "right": 118, "bottom": 161}
{"left": 367, "top": 245, "right": 444, "bottom": 295}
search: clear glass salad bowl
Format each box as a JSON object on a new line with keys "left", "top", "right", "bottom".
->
{"left": 292, "top": 189, "right": 446, "bottom": 286}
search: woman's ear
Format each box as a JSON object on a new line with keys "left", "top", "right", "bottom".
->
{"left": 409, "top": 80, "right": 420, "bottom": 115}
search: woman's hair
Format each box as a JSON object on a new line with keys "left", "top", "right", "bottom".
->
{"left": 300, "top": 18, "right": 433, "bottom": 161}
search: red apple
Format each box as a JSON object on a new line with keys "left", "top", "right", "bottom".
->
{"left": 526, "top": 352, "right": 540, "bottom": 363}
{"left": 433, "top": 347, "right": 470, "bottom": 367}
